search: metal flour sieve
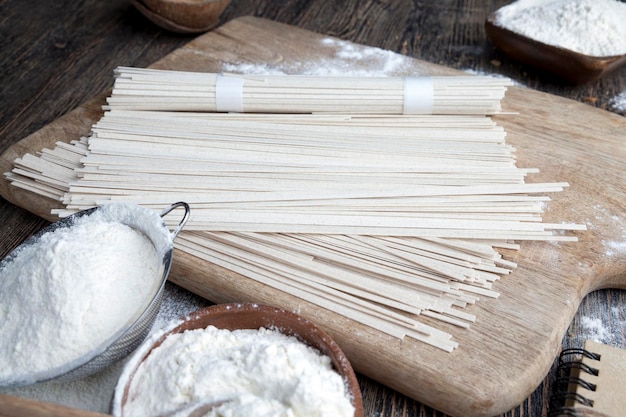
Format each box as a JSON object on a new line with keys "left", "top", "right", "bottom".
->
{"left": 0, "top": 201, "right": 190, "bottom": 387}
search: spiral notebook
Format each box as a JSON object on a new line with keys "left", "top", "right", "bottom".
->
{"left": 549, "top": 340, "right": 626, "bottom": 417}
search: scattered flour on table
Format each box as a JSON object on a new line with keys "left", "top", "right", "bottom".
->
{"left": 149, "top": 284, "right": 212, "bottom": 332}
{"left": 222, "top": 37, "right": 413, "bottom": 76}
{"left": 579, "top": 305, "right": 625, "bottom": 346}
{"left": 493, "top": 0, "right": 626, "bottom": 57}
{"left": 609, "top": 90, "right": 626, "bottom": 113}
{"left": 580, "top": 317, "right": 611, "bottom": 344}
{"left": 0, "top": 204, "right": 163, "bottom": 386}
{"left": 121, "top": 326, "right": 354, "bottom": 417}
{"left": 578, "top": 303, "right": 625, "bottom": 346}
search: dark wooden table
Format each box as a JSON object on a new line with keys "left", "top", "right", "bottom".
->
{"left": 1, "top": 1, "right": 624, "bottom": 416}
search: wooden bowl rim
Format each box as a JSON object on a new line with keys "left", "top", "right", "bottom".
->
{"left": 131, "top": 0, "right": 231, "bottom": 33}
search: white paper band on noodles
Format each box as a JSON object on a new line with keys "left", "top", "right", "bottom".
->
{"left": 403, "top": 77, "right": 434, "bottom": 114}
{"left": 215, "top": 75, "right": 244, "bottom": 112}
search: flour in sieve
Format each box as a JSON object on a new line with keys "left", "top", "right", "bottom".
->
{"left": 494, "top": 0, "right": 626, "bottom": 57}
{"left": 121, "top": 326, "right": 355, "bottom": 417}
{"left": 0, "top": 208, "right": 161, "bottom": 385}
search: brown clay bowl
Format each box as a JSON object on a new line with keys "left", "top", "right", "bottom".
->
{"left": 485, "top": 13, "right": 626, "bottom": 85}
{"left": 131, "top": 0, "right": 231, "bottom": 33}
{"left": 111, "top": 303, "right": 364, "bottom": 417}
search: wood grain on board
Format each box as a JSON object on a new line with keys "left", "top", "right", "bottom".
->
{"left": 0, "top": 17, "right": 624, "bottom": 417}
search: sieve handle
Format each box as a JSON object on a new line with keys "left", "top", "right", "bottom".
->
{"left": 160, "top": 201, "right": 190, "bottom": 239}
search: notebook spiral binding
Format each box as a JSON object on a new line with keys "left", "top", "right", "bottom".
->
{"left": 548, "top": 347, "right": 601, "bottom": 417}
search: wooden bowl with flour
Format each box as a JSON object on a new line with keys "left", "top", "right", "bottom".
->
{"left": 112, "top": 303, "right": 364, "bottom": 417}
{"left": 484, "top": 1, "right": 626, "bottom": 84}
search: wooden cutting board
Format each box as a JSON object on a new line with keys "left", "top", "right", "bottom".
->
{"left": 1, "top": 17, "right": 625, "bottom": 417}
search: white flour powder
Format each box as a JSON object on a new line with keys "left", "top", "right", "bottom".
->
{"left": 221, "top": 37, "right": 413, "bottom": 77}
{"left": 121, "top": 326, "right": 354, "bottom": 417}
{"left": 0, "top": 283, "right": 208, "bottom": 412}
{"left": 0, "top": 204, "right": 163, "bottom": 385}
{"left": 609, "top": 89, "right": 626, "bottom": 113}
{"left": 494, "top": 0, "right": 626, "bottom": 57}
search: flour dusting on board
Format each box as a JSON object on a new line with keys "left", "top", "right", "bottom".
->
{"left": 585, "top": 205, "right": 626, "bottom": 257}
{"left": 603, "top": 240, "right": 626, "bottom": 257}
{"left": 222, "top": 38, "right": 413, "bottom": 76}
{"left": 462, "top": 68, "right": 522, "bottom": 85}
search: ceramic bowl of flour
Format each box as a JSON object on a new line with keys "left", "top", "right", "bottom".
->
{"left": 0, "top": 202, "right": 189, "bottom": 387}
{"left": 112, "top": 303, "right": 364, "bottom": 417}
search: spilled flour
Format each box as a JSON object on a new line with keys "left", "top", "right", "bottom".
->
{"left": 222, "top": 37, "right": 413, "bottom": 77}
{"left": 609, "top": 90, "right": 626, "bottom": 114}
{"left": 580, "top": 316, "right": 611, "bottom": 344}
{"left": 586, "top": 205, "right": 625, "bottom": 258}
{"left": 602, "top": 240, "right": 626, "bottom": 257}
{"left": 579, "top": 304, "right": 625, "bottom": 347}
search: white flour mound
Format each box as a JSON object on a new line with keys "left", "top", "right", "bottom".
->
{"left": 121, "top": 326, "right": 354, "bottom": 417}
{"left": 494, "top": 0, "right": 626, "bottom": 57}
{"left": 0, "top": 204, "right": 163, "bottom": 385}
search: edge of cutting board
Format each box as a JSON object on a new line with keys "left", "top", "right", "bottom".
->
{"left": 1, "top": 16, "right": 625, "bottom": 417}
